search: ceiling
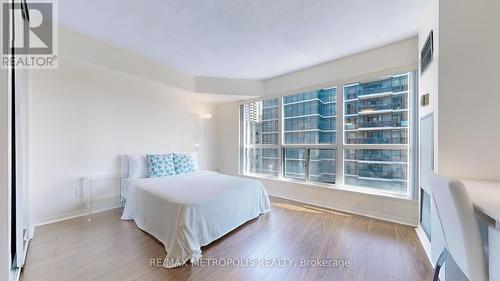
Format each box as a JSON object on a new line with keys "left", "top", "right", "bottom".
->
{"left": 59, "top": 0, "right": 427, "bottom": 80}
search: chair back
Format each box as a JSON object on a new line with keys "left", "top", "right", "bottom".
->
{"left": 429, "top": 173, "right": 488, "bottom": 281}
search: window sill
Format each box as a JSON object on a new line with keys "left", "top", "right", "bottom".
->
{"left": 240, "top": 173, "right": 416, "bottom": 203}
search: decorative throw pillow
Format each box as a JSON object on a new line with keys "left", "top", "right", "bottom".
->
{"left": 173, "top": 153, "right": 196, "bottom": 174}
{"left": 147, "top": 154, "right": 176, "bottom": 177}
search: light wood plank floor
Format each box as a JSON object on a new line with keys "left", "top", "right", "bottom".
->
{"left": 21, "top": 197, "right": 433, "bottom": 281}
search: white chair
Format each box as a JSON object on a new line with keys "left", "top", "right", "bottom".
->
{"left": 429, "top": 173, "right": 488, "bottom": 281}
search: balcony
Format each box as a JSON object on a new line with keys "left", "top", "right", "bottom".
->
{"left": 359, "top": 103, "right": 392, "bottom": 111}
{"left": 346, "top": 137, "right": 392, "bottom": 144}
{"left": 356, "top": 120, "right": 405, "bottom": 128}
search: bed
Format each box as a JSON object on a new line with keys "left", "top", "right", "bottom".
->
{"left": 121, "top": 170, "right": 271, "bottom": 268}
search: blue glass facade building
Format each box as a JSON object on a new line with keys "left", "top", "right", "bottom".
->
{"left": 241, "top": 72, "right": 412, "bottom": 193}
{"left": 282, "top": 88, "right": 337, "bottom": 183}
{"left": 283, "top": 88, "right": 336, "bottom": 145}
{"left": 344, "top": 74, "right": 410, "bottom": 193}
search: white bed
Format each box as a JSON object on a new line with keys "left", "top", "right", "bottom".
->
{"left": 121, "top": 170, "right": 270, "bottom": 268}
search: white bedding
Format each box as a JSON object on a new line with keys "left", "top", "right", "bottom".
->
{"left": 121, "top": 171, "right": 270, "bottom": 268}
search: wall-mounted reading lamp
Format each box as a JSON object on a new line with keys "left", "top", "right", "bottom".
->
{"left": 195, "top": 113, "right": 212, "bottom": 148}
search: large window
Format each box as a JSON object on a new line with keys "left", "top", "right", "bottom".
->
{"left": 241, "top": 72, "right": 415, "bottom": 196}
{"left": 242, "top": 98, "right": 280, "bottom": 176}
{"left": 343, "top": 74, "right": 410, "bottom": 193}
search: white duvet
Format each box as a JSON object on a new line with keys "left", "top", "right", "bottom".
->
{"left": 121, "top": 171, "right": 270, "bottom": 268}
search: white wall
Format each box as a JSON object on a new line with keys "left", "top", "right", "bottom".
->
{"left": 437, "top": 0, "right": 500, "bottom": 180}
{"left": 29, "top": 58, "right": 218, "bottom": 224}
{"left": 417, "top": 1, "right": 500, "bottom": 277}
{"left": 418, "top": 0, "right": 439, "bottom": 164}
{"left": 264, "top": 37, "right": 418, "bottom": 95}
{"left": 214, "top": 102, "right": 240, "bottom": 175}
{"left": 0, "top": 67, "right": 11, "bottom": 281}
{"left": 418, "top": 0, "right": 445, "bottom": 266}
{"left": 215, "top": 38, "right": 421, "bottom": 226}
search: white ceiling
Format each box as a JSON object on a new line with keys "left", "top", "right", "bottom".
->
{"left": 59, "top": 0, "right": 427, "bottom": 80}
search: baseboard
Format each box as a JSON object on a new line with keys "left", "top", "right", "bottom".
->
{"left": 34, "top": 194, "right": 415, "bottom": 230}
{"left": 34, "top": 202, "right": 122, "bottom": 227}
{"left": 415, "top": 225, "right": 433, "bottom": 266}
{"left": 268, "top": 191, "right": 418, "bottom": 227}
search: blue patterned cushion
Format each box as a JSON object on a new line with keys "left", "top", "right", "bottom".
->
{"left": 173, "top": 153, "right": 196, "bottom": 174}
{"left": 147, "top": 154, "right": 176, "bottom": 177}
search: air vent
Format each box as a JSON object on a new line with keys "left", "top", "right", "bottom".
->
{"left": 421, "top": 31, "right": 433, "bottom": 75}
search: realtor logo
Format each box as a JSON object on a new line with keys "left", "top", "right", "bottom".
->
{"left": 1, "top": 0, "right": 58, "bottom": 69}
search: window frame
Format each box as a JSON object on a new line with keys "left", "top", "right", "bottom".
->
{"left": 239, "top": 71, "right": 418, "bottom": 200}
{"left": 241, "top": 98, "right": 282, "bottom": 177}
{"left": 341, "top": 73, "right": 415, "bottom": 198}
{"left": 281, "top": 146, "right": 337, "bottom": 184}
{"left": 280, "top": 87, "right": 338, "bottom": 184}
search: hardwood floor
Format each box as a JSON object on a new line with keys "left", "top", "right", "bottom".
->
{"left": 20, "top": 197, "right": 433, "bottom": 281}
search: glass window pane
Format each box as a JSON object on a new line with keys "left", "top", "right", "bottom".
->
{"left": 284, "top": 88, "right": 337, "bottom": 145}
{"left": 309, "top": 149, "right": 336, "bottom": 184}
{"left": 246, "top": 148, "right": 278, "bottom": 177}
{"left": 242, "top": 98, "right": 279, "bottom": 145}
{"left": 344, "top": 75, "right": 409, "bottom": 145}
{"left": 283, "top": 148, "right": 306, "bottom": 180}
{"left": 344, "top": 148, "right": 408, "bottom": 193}
{"left": 343, "top": 72, "right": 412, "bottom": 194}
{"left": 420, "top": 189, "right": 432, "bottom": 239}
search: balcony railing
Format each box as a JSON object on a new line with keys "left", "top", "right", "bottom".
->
{"left": 356, "top": 120, "right": 405, "bottom": 128}
{"left": 359, "top": 103, "right": 395, "bottom": 111}
{"left": 345, "top": 168, "right": 406, "bottom": 180}
{"left": 345, "top": 154, "right": 407, "bottom": 162}
{"left": 359, "top": 100, "right": 407, "bottom": 110}
{"left": 346, "top": 138, "right": 399, "bottom": 144}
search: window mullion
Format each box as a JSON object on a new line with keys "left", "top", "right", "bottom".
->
{"left": 305, "top": 148, "right": 310, "bottom": 181}
{"left": 278, "top": 97, "right": 283, "bottom": 179}
{"left": 337, "top": 84, "right": 345, "bottom": 187}
{"left": 410, "top": 72, "right": 419, "bottom": 200}
{"left": 239, "top": 105, "right": 245, "bottom": 175}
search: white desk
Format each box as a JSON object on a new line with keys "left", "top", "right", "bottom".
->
{"left": 462, "top": 179, "right": 500, "bottom": 281}
{"left": 462, "top": 179, "right": 500, "bottom": 229}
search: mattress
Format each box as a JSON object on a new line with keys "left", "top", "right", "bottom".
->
{"left": 121, "top": 170, "right": 270, "bottom": 268}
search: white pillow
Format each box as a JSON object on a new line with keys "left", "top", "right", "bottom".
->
{"left": 128, "top": 154, "right": 148, "bottom": 178}
{"left": 190, "top": 152, "right": 200, "bottom": 171}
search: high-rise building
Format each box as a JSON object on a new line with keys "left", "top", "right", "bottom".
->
{"left": 241, "top": 73, "right": 411, "bottom": 193}
{"left": 243, "top": 98, "right": 279, "bottom": 176}
{"left": 283, "top": 88, "right": 337, "bottom": 144}
{"left": 343, "top": 74, "right": 410, "bottom": 193}
{"left": 282, "top": 88, "right": 337, "bottom": 183}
